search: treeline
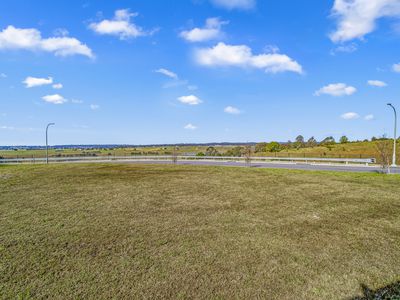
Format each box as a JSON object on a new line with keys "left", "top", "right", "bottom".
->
{"left": 196, "top": 135, "right": 398, "bottom": 157}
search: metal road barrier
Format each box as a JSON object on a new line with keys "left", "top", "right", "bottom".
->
{"left": 0, "top": 155, "right": 376, "bottom": 166}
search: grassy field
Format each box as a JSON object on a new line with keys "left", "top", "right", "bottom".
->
{"left": 0, "top": 145, "right": 232, "bottom": 159}
{"left": 1, "top": 164, "right": 399, "bottom": 299}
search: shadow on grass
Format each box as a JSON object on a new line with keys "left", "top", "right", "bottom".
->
{"left": 349, "top": 281, "right": 400, "bottom": 299}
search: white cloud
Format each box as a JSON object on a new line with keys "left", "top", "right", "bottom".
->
{"left": 155, "top": 68, "right": 178, "bottom": 79}
{"left": 210, "top": 0, "right": 255, "bottom": 10}
{"left": 330, "top": 0, "right": 400, "bottom": 43}
{"left": 330, "top": 43, "right": 358, "bottom": 55}
{"left": 53, "top": 28, "right": 69, "bottom": 37}
{"left": 180, "top": 17, "right": 228, "bottom": 42}
{"left": 52, "top": 83, "right": 63, "bottom": 89}
{"left": 23, "top": 76, "right": 53, "bottom": 88}
{"left": 224, "top": 106, "right": 241, "bottom": 114}
{"left": 314, "top": 83, "right": 356, "bottom": 97}
{"left": 89, "top": 9, "right": 148, "bottom": 40}
{"left": 0, "top": 73, "right": 6, "bottom": 78}
{"left": 163, "top": 80, "right": 188, "bottom": 89}
{"left": 178, "top": 95, "right": 202, "bottom": 105}
{"left": 393, "top": 63, "right": 400, "bottom": 72}
{"left": 341, "top": 112, "right": 360, "bottom": 120}
{"left": 42, "top": 94, "right": 67, "bottom": 104}
{"left": 0, "top": 125, "right": 15, "bottom": 130}
{"left": 0, "top": 25, "right": 93, "bottom": 58}
{"left": 367, "top": 80, "right": 387, "bottom": 87}
{"left": 90, "top": 104, "right": 100, "bottom": 110}
{"left": 71, "top": 99, "right": 83, "bottom": 104}
{"left": 195, "top": 42, "right": 303, "bottom": 74}
{"left": 365, "top": 114, "right": 375, "bottom": 120}
{"left": 0, "top": 125, "right": 35, "bottom": 132}
{"left": 184, "top": 123, "right": 197, "bottom": 130}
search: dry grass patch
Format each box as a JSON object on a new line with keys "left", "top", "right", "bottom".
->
{"left": 0, "top": 164, "right": 399, "bottom": 299}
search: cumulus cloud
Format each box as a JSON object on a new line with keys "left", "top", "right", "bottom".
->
{"left": 195, "top": 42, "right": 303, "bottom": 74}
{"left": 90, "top": 104, "right": 100, "bottom": 110}
{"left": 0, "top": 73, "right": 6, "bottom": 78}
{"left": 224, "top": 106, "right": 241, "bottom": 114}
{"left": 210, "top": 0, "right": 255, "bottom": 10}
{"left": 52, "top": 83, "right": 63, "bottom": 89}
{"left": 364, "top": 114, "right": 375, "bottom": 120}
{"left": 155, "top": 68, "right": 178, "bottom": 79}
{"left": 367, "top": 80, "right": 387, "bottom": 87}
{"left": 89, "top": 9, "right": 149, "bottom": 40}
{"left": 393, "top": 63, "right": 400, "bottom": 72}
{"left": 0, "top": 25, "right": 93, "bottom": 58}
{"left": 180, "top": 17, "right": 228, "bottom": 42}
{"left": 330, "top": 0, "right": 400, "bottom": 43}
{"left": 184, "top": 123, "right": 197, "bottom": 130}
{"left": 314, "top": 83, "right": 356, "bottom": 96}
{"left": 178, "top": 95, "right": 202, "bottom": 105}
{"left": 341, "top": 112, "right": 360, "bottom": 120}
{"left": 42, "top": 94, "right": 67, "bottom": 104}
{"left": 23, "top": 76, "right": 53, "bottom": 88}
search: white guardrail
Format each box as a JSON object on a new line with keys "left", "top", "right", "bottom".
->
{"left": 0, "top": 155, "right": 376, "bottom": 165}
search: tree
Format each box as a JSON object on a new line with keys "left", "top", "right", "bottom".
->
{"left": 255, "top": 142, "right": 268, "bottom": 153}
{"left": 172, "top": 146, "right": 178, "bottom": 164}
{"left": 375, "top": 137, "right": 392, "bottom": 173}
{"left": 321, "top": 136, "right": 336, "bottom": 146}
{"left": 205, "top": 146, "right": 219, "bottom": 156}
{"left": 266, "top": 142, "right": 281, "bottom": 152}
{"left": 306, "top": 136, "right": 318, "bottom": 148}
{"left": 294, "top": 135, "right": 305, "bottom": 149}
{"left": 296, "top": 135, "right": 305, "bottom": 144}
{"left": 339, "top": 135, "right": 349, "bottom": 144}
{"left": 243, "top": 145, "right": 252, "bottom": 166}
{"left": 225, "top": 146, "right": 243, "bottom": 157}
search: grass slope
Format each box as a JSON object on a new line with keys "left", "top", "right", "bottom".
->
{"left": 1, "top": 164, "right": 399, "bottom": 299}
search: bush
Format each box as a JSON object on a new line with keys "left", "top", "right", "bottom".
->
{"left": 266, "top": 142, "right": 281, "bottom": 152}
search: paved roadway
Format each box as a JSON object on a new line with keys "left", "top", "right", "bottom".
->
{"left": 106, "top": 159, "right": 400, "bottom": 174}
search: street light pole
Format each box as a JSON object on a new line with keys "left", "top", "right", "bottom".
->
{"left": 387, "top": 103, "right": 397, "bottom": 167}
{"left": 46, "top": 123, "right": 55, "bottom": 164}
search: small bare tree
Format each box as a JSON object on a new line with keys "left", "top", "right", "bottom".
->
{"left": 375, "top": 137, "right": 391, "bottom": 174}
{"left": 172, "top": 146, "right": 178, "bottom": 165}
{"left": 243, "top": 144, "right": 252, "bottom": 167}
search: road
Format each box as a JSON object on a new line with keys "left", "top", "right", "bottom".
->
{"left": 110, "top": 159, "right": 400, "bottom": 174}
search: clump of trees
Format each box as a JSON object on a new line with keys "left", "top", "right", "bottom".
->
{"left": 225, "top": 146, "right": 243, "bottom": 157}
{"left": 254, "top": 135, "right": 353, "bottom": 154}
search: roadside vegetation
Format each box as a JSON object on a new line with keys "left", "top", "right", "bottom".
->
{"left": 1, "top": 135, "right": 399, "bottom": 165}
{"left": 1, "top": 164, "right": 399, "bottom": 299}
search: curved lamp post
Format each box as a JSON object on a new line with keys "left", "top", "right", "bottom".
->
{"left": 387, "top": 104, "right": 397, "bottom": 167}
{"left": 46, "top": 123, "right": 55, "bottom": 164}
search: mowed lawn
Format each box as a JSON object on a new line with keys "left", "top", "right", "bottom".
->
{"left": 1, "top": 164, "right": 399, "bottom": 299}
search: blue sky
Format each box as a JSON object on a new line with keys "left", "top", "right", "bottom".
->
{"left": 0, "top": 0, "right": 400, "bottom": 145}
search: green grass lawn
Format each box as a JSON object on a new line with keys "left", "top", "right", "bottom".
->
{"left": 1, "top": 164, "right": 399, "bottom": 299}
